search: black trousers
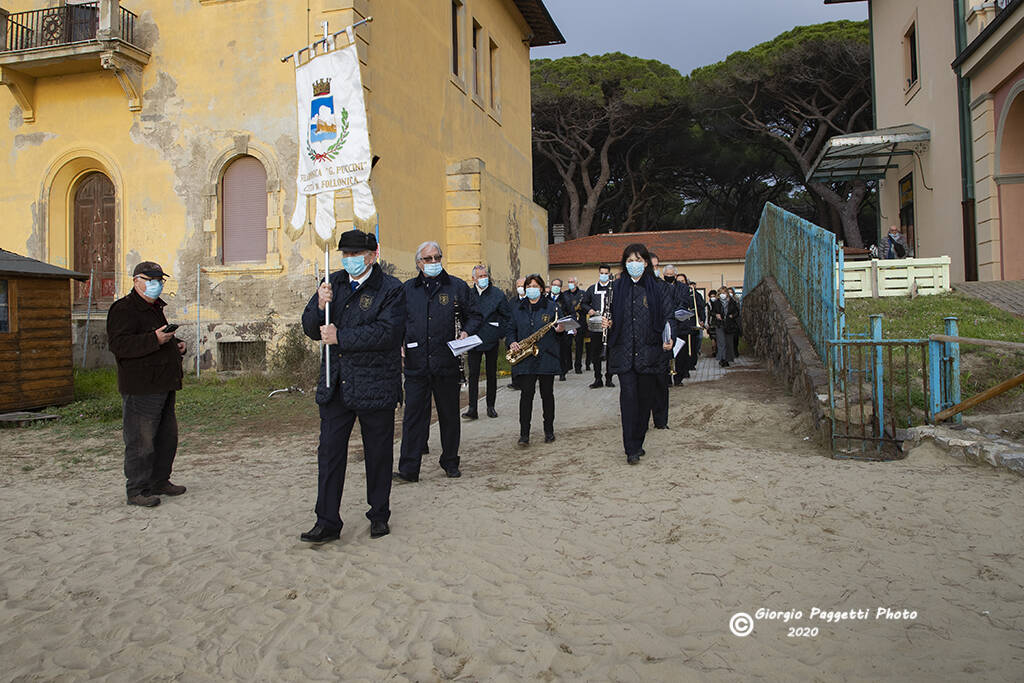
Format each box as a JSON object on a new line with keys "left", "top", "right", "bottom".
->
{"left": 688, "top": 330, "right": 702, "bottom": 370}
{"left": 122, "top": 391, "right": 178, "bottom": 497}
{"left": 673, "top": 336, "right": 690, "bottom": 383}
{"left": 588, "top": 333, "right": 613, "bottom": 382}
{"left": 557, "top": 333, "right": 571, "bottom": 376}
{"left": 652, "top": 369, "right": 670, "bottom": 428}
{"left": 467, "top": 346, "right": 497, "bottom": 410}
{"left": 399, "top": 373, "right": 461, "bottom": 477}
{"left": 517, "top": 373, "right": 555, "bottom": 437}
{"left": 316, "top": 398, "right": 394, "bottom": 530}
{"left": 572, "top": 332, "right": 585, "bottom": 371}
{"left": 618, "top": 370, "right": 658, "bottom": 457}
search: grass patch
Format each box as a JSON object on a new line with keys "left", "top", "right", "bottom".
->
{"left": 845, "top": 293, "right": 1024, "bottom": 417}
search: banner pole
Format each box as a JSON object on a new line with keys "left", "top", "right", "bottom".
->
{"left": 82, "top": 267, "right": 93, "bottom": 368}
{"left": 325, "top": 244, "right": 331, "bottom": 388}
{"left": 196, "top": 263, "right": 201, "bottom": 377}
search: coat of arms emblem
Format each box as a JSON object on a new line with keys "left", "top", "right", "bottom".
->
{"left": 359, "top": 294, "right": 373, "bottom": 310}
{"left": 438, "top": 293, "right": 450, "bottom": 306}
{"left": 307, "top": 78, "right": 349, "bottom": 163}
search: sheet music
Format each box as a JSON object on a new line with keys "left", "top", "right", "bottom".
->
{"left": 447, "top": 335, "right": 482, "bottom": 356}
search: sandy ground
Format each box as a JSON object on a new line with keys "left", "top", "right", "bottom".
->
{"left": 1, "top": 364, "right": 1023, "bottom": 681}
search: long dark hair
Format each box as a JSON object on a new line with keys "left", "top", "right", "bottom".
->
{"left": 619, "top": 243, "right": 653, "bottom": 278}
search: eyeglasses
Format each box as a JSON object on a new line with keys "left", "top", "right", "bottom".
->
{"left": 418, "top": 255, "right": 442, "bottom": 263}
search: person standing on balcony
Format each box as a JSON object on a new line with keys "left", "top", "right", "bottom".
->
{"left": 885, "top": 225, "right": 908, "bottom": 259}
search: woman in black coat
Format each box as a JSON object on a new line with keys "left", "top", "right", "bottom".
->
{"left": 710, "top": 289, "right": 741, "bottom": 367}
{"left": 507, "top": 274, "right": 565, "bottom": 447}
{"left": 603, "top": 244, "right": 675, "bottom": 464}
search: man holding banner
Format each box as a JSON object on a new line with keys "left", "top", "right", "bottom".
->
{"left": 300, "top": 229, "right": 404, "bottom": 544}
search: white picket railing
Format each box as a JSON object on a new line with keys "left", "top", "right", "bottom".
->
{"left": 843, "top": 256, "right": 951, "bottom": 298}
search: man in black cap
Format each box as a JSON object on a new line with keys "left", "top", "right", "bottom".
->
{"left": 107, "top": 261, "right": 186, "bottom": 507}
{"left": 394, "top": 241, "right": 482, "bottom": 483}
{"left": 299, "top": 229, "right": 405, "bottom": 544}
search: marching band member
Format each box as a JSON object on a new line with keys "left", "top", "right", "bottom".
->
{"left": 300, "top": 229, "right": 405, "bottom": 544}
{"left": 464, "top": 264, "right": 509, "bottom": 420}
{"left": 581, "top": 265, "right": 615, "bottom": 389}
{"left": 564, "top": 276, "right": 585, "bottom": 373}
{"left": 549, "top": 277, "right": 571, "bottom": 381}
{"left": 602, "top": 244, "right": 674, "bottom": 464}
{"left": 506, "top": 277, "right": 527, "bottom": 391}
{"left": 507, "top": 274, "right": 564, "bottom": 446}
{"left": 678, "top": 273, "right": 706, "bottom": 372}
{"left": 395, "top": 241, "right": 481, "bottom": 482}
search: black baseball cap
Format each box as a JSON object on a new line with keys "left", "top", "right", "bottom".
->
{"left": 132, "top": 261, "right": 169, "bottom": 279}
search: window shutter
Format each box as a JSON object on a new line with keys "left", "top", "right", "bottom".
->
{"left": 222, "top": 156, "right": 268, "bottom": 264}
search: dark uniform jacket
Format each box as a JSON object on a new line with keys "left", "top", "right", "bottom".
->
{"left": 106, "top": 289, "right": 183, "bottom": 395}
{"left": 302, "top": 263, "right": 406, "bottom": 409}
{"left": 670, "top": 282, "right": 706, "bottom": 335}
{"left": 472, "top": 283, "right": 510, "bottom": 351}
{"left": 607, "top": 274, "right": 674, "bottom": 375}
{"left": 506, "top": 297, "right": 561, "bottom": 376}
{"left": 580, "top": 281, "right": 612, "bottom": 331}
{"left": 710, "top": 297, "right": 741, "bottom": 335}
{"left": 402, "top": 270, "right": 482, "bottom": 377}
{"left": 563, "top": 287, "right": 584, "bottom": 326}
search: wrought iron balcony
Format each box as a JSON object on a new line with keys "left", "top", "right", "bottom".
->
{"left": 2, "top": 3, "right": 137, "bottom": 52}
{"left": 0, "top": 1, "right": 150, "bottom": 122}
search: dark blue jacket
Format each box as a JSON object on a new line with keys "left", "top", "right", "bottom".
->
{"left": 506, "top": 297, "right": 561, "bottom": 376}
{"left": 301, "top": 263, "right": 406, "bottom": 409}
{"left": 580, "top": 281, "right": 613, "bottom": 334}
{"left": 402, "top": 269, "right": 482, "bottom": 377}
{"left": 667, "top": 282, "right": 705, "bottom": 335}
{"left": 607, "top": 274, "right": 674, "bottom": 375}
{"left": 471, "top": 283, "right": 511, "bottom": 351}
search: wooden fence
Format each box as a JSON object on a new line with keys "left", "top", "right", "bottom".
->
{"left": 842, "top": 257, "right": 951, "bottom": 299}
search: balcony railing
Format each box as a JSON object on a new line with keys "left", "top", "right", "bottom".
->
{"left": 3, "top": 3, "right": 137, "bottom": 52}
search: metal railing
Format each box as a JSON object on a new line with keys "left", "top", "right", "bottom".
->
{"left": 2, "top": 3, "right": 138, "bottom": 52}
{"left": 743, "top": 202, "right": 844, "bottom": 363}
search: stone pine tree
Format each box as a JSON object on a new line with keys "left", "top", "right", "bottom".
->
{"left": 531, "top": 53, "right": 687, "bottom": 241}
{"left": 690, "top": 21, "right": 873, "bottom": 246}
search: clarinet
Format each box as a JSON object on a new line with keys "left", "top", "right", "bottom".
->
{"left": 601, "top": 283, "right": 613, "bottom": 360}
{"left": 454, "top": 299, "right": 467, "bottom": 385}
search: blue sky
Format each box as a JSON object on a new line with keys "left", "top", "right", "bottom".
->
{"left": 535, "top": 0, "right": 868, "bottom": 75}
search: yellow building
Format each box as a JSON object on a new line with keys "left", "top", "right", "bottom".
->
{"left": 0, "top": 0, "right": 562, "bottom": 368}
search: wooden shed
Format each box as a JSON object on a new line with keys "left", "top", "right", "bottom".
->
{"left": 0, "top": 249, "right": 88, "bottom": 412}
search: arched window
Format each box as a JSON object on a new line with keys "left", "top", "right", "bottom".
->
{"left": 221, "top": 155, "right": 268, "bottom": 264}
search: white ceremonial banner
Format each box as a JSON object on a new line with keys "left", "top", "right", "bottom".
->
{"left": 290, "top": 41, "right": 376, "bottom": 239}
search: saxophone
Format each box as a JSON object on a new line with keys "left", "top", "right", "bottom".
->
{"left": 506, "top": 319, "right": 559, "bottom": 365}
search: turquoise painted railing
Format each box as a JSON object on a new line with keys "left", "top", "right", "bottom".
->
{"left": 743, "top": 202, "right": 845, "bottom": 363}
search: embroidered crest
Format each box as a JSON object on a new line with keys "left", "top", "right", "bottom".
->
{"left": 359, "top": 293, "right": 373, "bottom": 311}
{"left": 439, "top": 293, "right": 450, "bottom": 306}
{"left": 541, "top": 314, "right": 551, "bottom": 323}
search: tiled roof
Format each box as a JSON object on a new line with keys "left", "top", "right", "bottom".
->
{"left": 512, "top": 0, "right": 565, "bottom": 47}
{"left": 548, "top": 230, "right": 753, "bottom": 266}
{"left": 0, "top": 249, "right": 89, "bottom": 280}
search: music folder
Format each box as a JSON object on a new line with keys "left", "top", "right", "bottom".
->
{"left": 556, "top": 316, "right": 581, "bottom": 331}
{"left": 447, "top": 335, "right": 482, "bottom": 356}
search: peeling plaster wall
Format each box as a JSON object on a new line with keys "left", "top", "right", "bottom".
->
{"left": 1, "top": 0, "right": 549, "bottom": 370}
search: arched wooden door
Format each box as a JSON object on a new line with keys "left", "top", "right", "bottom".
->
{"left": 73, "top": 172, "right": 116, "bottom": 304}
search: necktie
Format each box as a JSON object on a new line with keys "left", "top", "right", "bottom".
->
{"left": 350, "top": 281, "right": 358, "bottom": 292}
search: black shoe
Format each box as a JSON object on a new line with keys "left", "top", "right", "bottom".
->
{"left": 544, "top": 433, "right": 555, "bottom": 443}
{"left": 606, "top": 379, "right": 615, "bottom": 388}
{"left": 463, "top": 410, "right": 478, "bottom": 420}
{"left": 574, "top": 368, "right": 582, "bottom": 374}
{"left": 655, "top": 424, "right": 668, "bottom": 430}
{"left": 444, "top": 468, "right": 462, "bottom": 478}
{"left": 517, "top": 436, "right": 529, "bottom": 447}
{"left": 300, "top": 524, "right": 341, "bottom": 544}
{"left": 486, "top": 406, "right": 498, "bottom": 418}
{"left": 589, "top": 380, "right": 604, "bottom": 389}
{"left": 639, "top": 449, "right": 646, "bottom": 457}
{"left": 585, "top": 365, "right": 591, "bottom": 371}
{"left": 559, "top": 375, "right": 566, "bottom": 381}
{"left": 370, "top": 520, "right": 390, "bottom": 538}
{"left": 127, "top": 494, "right": 160, "bottom": 507}
{"left": 724, "top": 361, "right": 730, "bottom": 367}
{"left": 151, "top": 481, "right": 186, "bottom": 496}
{"left": 422, "top": 444, "right": 430, "bottom": 454}
{"left": 627, "top": 454, "right": 640, "bottom": 465}
{"left": 719, "top": 360, "right": 727, "bottom": 367}
{"left": 393, "top": 471, "right": 418, "bottom": 483}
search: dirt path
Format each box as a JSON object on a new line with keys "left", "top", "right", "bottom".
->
{"left": 1, "top": 362, "right": 1022, "bottom": 680}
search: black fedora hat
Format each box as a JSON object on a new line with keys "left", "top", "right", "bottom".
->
{"left": 337, "top": 229, "right": 378, "bottom": 252}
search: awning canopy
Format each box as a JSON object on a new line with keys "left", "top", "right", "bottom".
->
{"left": 807, "top": 124, "right": 930, "bottom": 183}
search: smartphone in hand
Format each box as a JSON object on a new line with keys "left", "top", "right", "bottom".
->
{"left": 162, "top": 324, "right": 179, "bottom": 333}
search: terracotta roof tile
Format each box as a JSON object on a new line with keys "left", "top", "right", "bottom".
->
{"left": 548, "top": 230, "right": 752, "bottom": 266}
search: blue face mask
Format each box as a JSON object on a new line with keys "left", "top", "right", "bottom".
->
{"left": 526, "top": 287, "right": 541, "bottom": 301}
{"left": 626, "top": 262, "right": 645, "bottom": 279}
{"left": 423, "top": 262, "right": 443, "bottom": 277}
{"left": 342, "top": 255, "right": 367, "bottom": 278}
{"left": 477, "top": 277, "right": 489, "bottom": 289}
{"left": 550, "top": 285, "right": 561, "bottom": 296}
{"left": 598, "top": 273, "right": 610, "bottom": 284}
{"left": 144, "top": 279, "right": 163, "bottom": 299}
{"left": 568, "top": 283, "right": 576, "bottom": 291}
